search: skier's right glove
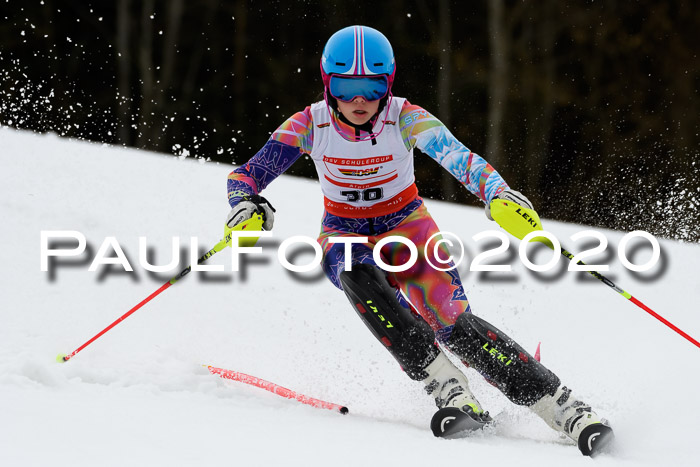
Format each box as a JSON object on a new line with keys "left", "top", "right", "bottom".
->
{"left": 226, "top": 194, "right": 276, "bottom": 231}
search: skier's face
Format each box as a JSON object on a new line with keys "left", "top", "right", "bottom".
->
{"left": 337, "top": 97, "right": 380, "bottom": 125}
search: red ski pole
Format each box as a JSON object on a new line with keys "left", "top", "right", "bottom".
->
{"left": 490, "top": 199, "right": 700, "bottom": 349}
{"left": 205, "top": 365, "right": 349, "bottom": 414}
{"left": 56, "top": 215, "right": 264, "bottom": 363}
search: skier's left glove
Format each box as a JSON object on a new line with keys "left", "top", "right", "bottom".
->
{"left": 226, "top": 194, "right": 276, "bottom": 231}
{"left": 485, "top": 189, "right": 533, "bottom": 220}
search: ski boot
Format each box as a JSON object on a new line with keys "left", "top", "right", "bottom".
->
{"left": 530, "top": 386, "right": 614, "bottom": 456}
{"left": 424, "top": 352, "right": 492, "bottom": 438}
{"left": 446, "top": 312, "right": 613, "bottom": 455}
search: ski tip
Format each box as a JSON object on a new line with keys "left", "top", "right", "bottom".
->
{"left": 534, "top": 342, "right": 541, "bottom": 362}
{"left": 56, "top": 353, "right": 68, "bottom": 363}
{"left": 430, "top": 407, "right": 489, "bottom": 438}
{"left": 578, "top": 424, "right": 614, "bottom": 457}
{"left": 339, "top": 406, "right": 349, "bottom": 415}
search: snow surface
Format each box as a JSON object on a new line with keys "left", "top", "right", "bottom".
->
{"left": 1, "top": 127, "right": 699, "bottom": 466}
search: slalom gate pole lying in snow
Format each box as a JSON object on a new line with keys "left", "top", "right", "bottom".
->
{"left": 56, "top": 214, "right": 265, "bottom": 363}
{"left": 205, "top": 365, "right": 349, "bottom": 414}
{"left": 489, "top": 199, "right": 700, "bottom": 349}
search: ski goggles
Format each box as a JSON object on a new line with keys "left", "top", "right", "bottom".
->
{"left": 328, "top": 75, "right": 389, "bottom": 102}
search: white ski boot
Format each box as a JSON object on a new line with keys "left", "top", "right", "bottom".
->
{"left": 530, "top": 385, "right": 614, "bottom": 456}
{"left": 423, "top": 351, "right": 492, "bottom": 438}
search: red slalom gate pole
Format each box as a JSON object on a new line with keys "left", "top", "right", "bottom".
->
{"left": 57, "top": 215, "right": 264, "bottom": 363}
{"left": 205, "top": 365, "right": 349, "bottom": 414}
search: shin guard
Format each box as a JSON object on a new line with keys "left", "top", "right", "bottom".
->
{"left": 448, "top": 313, "right": 560, "bottom": 405}
{"left": 339, "top": 264, "right": 439, "bottom": 380}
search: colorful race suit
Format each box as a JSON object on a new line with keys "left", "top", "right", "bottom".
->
{"left": 227, "top": 98, "right": 509, "bottom": 338}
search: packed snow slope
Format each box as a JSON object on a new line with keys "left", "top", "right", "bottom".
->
{"left": 1, "top": 127, "right": 699, "bottom": 467}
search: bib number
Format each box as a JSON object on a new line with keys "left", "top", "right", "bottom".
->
{"left": 341, "top": 188, "right": 384, "bottom": 203}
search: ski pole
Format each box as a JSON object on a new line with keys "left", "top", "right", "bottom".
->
{"left": 489, "top": 199, "right": 700, "bottom": 349}
{"left": 56, "top": 214, "right": 265, "bottom": 363}
{"left": 205, "top": 364, "right": 349, "bottom": 414}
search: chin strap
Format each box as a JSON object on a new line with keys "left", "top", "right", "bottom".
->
{"left": 339, "top": 113, "right": 378, "bottom": 146}
{"left": 323, "top": 89, "right": 393, "bottom": 143}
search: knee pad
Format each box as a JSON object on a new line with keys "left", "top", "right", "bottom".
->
{"left": 339, "top": 264, "right": 439, "bottom": 380}
{"left": 447, "top": 313, "right": 560, "bottom": 405}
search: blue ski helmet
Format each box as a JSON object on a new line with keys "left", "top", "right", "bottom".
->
{"left": 320, "top": 26, "right": 396, "bottom": 99}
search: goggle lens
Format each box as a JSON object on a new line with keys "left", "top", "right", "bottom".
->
{"left": 329, "top": 75, "right": 389, "bottom": 102}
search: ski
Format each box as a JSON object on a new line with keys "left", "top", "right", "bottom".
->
{"left": 578, "top": 423, "right": 615, "bottom": 457}
{"left": 430, "top": 407, "right": 491, "bottom": 439}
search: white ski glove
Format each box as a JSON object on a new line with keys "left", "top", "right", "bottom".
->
{"left": 485, "top": 189, "right": 533, "bottom": 220}
{"left": 226, "top": 194, "right": 276, "bottom": 230}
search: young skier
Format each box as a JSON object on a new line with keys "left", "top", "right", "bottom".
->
{"left": 225, "top": 25, "right": 613, "bottom": 455}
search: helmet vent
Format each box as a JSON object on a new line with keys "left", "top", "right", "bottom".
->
{"left": 335, "top": 62, "right": 346, "bottom": 66}
{"left": 374, "top": 63, "right": 383, "bottom": 66}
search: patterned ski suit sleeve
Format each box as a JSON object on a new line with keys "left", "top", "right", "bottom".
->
{"left": 399, "top": 102, "right": 508, "bottom": 204}
{"left": 227, "top": 107, "right": 314, "bottom": 207}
